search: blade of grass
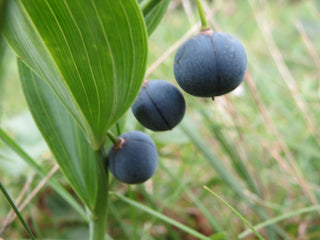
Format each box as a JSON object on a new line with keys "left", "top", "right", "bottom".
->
{"left": 3, "top": 164, "right": 59, "bottom": 230}
{"left": 204, "top": 185, "right": 264, "bottom": 240}
{"left": 199, "top": 107, "right": 260, "bottom": 195}
{"left": 179, "top": 120, "right": 245, "bottom": 197}
{"left": 111, "top": 192, "right": 216, "bottom": 240}
{"left": 239, "top": 204, "right": 320, "bottom": 239}
{"left": 0, "top": 128, "right": 88, "bottom": 222}
{"left": 128, "top": 186, "right": 138, "bottom": 240}
{"left": 248, "top": 1, "right": 320, "bottom": 207}
{"left": 0, "top": 181, "right": 36, "bottom": 240}
{"left": 0, "top": 173, "right": 35, "bottom": 234}
{"left": 245, "top": 71, "right": 318, "bottom": 207}
{"left": 137, "top": 177, "right": 199, "bottom": 239}
{"left": 180, "top": 119, "right": 288, "bottom": 239}
{"left": 141, "top": 180, "right": 201, "bottom": 239}
{"left": 158, "top": 159, "right": 224, "bottom": 233}
{"left": 27, "top": 187, "right": 42, "bottom": 239}
{"left": 108, "top": 202, "right": 132, "bottom": 239}
{"left": 295, "top": 20, "right": 320, "bottom": 98}
{"left": 248, "top": 0, "right": 318, "bottom": 139}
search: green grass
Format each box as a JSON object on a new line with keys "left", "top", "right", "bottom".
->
{"left": 1, "top": 0, "right": 320, "bottom": 239}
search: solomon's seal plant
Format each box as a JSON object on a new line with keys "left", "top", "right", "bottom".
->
{"left": 1, "top": 0, "right": 249, "bottom": 239}
{"left": 2, "top": 0, "right": 169, "bottom": 239}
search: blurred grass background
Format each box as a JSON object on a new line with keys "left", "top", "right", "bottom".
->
{"left": 1, "top": 0, "right": 320, "bottom": 239}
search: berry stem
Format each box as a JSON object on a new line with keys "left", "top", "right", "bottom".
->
{"left": 106, "top": 130, "right": 119, "bottom": 145}
{"left": 194, "top": 0, "right": 209, "bottom": 30}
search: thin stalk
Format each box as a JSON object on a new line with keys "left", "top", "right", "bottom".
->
{"left": 115, "top": 122, "right": 122, "bottom": 136}
{"left": 0, "top": 181, "right": 36, "bottom": 240}
{"left": 204, "top": 186, "right": 265, "bottom": 240}
{"left": 106, "top": 130, "right": 118, "bottom": 145}
{"left": 109, "top": 203, "right": 132, "bottom": 239}
{"left": 27, "top": 188, "right": 42, "bottom": 239}
{"left": 194, "top": 0, "right": 210, "bottom": 30}
{"left": 128, "top": 186, "right": 138, "bottom": 240}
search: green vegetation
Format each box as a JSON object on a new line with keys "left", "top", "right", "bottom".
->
{"left": 1, "top": 0, "right": 320, "bottom": 239}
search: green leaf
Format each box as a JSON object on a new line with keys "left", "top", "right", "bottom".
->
{"left": 18, "top": 60, "right": 107, "bottom": 211}
{"left": 0, "top": 0, "right": 7, "bottom": 32}
{"left": 140, "top": 0, "right": 171, "bottom": 35}
{"left": 0, "top": 0, "right": 8, "bottom": 115}
{"left": 0, "top": 36, "right": 7, "bottom": 120}
{"left": 4, "top": 0, "right": 148, "bottom": 149}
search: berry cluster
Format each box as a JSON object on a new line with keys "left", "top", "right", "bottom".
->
{"left": 106, "top": 6, "right": 247, "bottom": 185}
{"left": 106, "top": 80, "right": 186, "bottom": 184}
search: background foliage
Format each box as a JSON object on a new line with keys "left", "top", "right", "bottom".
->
{"left": 1, "top": 0, "right": 320, "bottom": 239}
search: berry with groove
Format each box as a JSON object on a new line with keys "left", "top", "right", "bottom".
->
{"left": 132, "top": 80, "right": 186, "bottom": 131}
{"left": 173, "top": 28, "right": 247, "bottom": 98}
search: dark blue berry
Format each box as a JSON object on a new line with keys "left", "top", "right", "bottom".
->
{"left": 131, "top": 80, "right": 186, "bottom": 131}
{"left": 174, "top": 30, "right": 247, "bottom": 97}
{"left": 108, "top": 131, "right": 158, "bottom": 184}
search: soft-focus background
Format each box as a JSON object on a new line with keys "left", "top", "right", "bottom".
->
{"left": 1, "top": 0, "right": 320, "bottom": 239}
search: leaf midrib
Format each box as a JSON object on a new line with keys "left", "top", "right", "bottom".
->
{"left": 19, "top": 0, "right": 101, "bottom": 148}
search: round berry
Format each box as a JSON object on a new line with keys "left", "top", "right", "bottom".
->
{"left": 174, "top": 30, "right": 247, "bottom": 97}
{"left": 131, "top": 80, "right": 186, "bottom": 131}
{"left": 108, "top": 131, "right": 158, "bottom": 184}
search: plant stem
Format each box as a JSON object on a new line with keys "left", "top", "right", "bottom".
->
{"left": 194, "top": 0, "right": 209, "bottom": 30}
{"left": 89, "top": 212, "right": 108, "bottom": 240}
{"left": 106, "top": 130, "right": 119, "bottom": 145}
{"left": 89, "top": 147, "right": 109, "bottom": 240}
{"left": 0, "top": 181, "right": 36, "bottom": 240}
